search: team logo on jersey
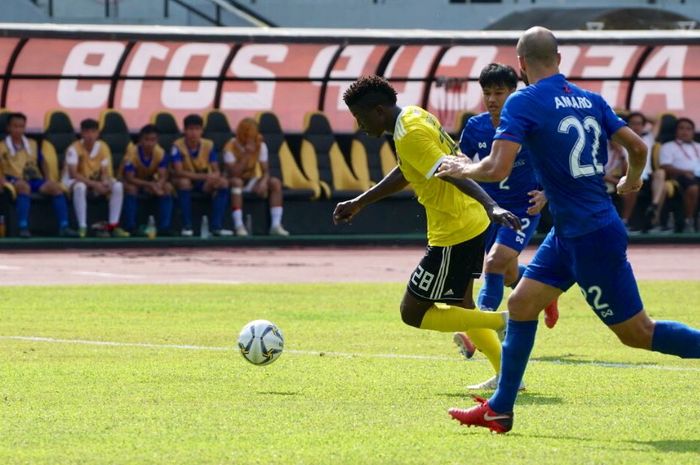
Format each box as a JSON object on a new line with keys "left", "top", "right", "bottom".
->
{"left": 478, "top": 142, "right": 487, "bottom": 149}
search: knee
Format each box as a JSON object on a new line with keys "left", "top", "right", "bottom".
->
{"left": 73, "top": 182, "right": 86, "bottom": 196}
{"left": 112, "top": 181, "right": 123, "bottom": 194}
{"left": 230, "top": 177, "right": 243, "bottom": 188}
{"left": 175, "top": 178, "right": 190, "bottom": 190}
{"left": 399, "top": 296, "right": 425, "bottom": 328}
{"left": 270, "top": 177, "right": 282, "bottom": 191}
{"left": 507, "top": 289, "right": 540, "bottom": 319}
{"left": 613, "top": 317, "right": 655, "bottom": 349}
{"left": 124, "top": 183, "right": 138, "bottom": 196}
{"left": 484, "top": 252, "right": 510, "bottom": 273}
{"left": 163, "top": 182, "right": 174, "bottom": 195}
{"left": 218, "top": 177, "right": 229, "bottom": 189}
{"left": 15, "top": 180, "right": 29, "bottom": 194}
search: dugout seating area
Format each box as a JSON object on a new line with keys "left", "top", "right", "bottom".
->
{"left": 0, "top": 108, "right": 425, "bottom": 237}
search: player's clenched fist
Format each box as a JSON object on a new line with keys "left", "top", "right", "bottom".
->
{"left": 616, "top": 175, "right": 643, "bottom": 195}
{"left": 332, "top": 199, "right": 362, "bottom": 225}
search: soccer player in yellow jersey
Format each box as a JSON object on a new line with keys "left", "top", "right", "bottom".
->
{"left": 0, "top": 112, "right": 77, "bottom": 238}
{"left": 62, "top": 118, "right": 128, "bottom": 238}
{"left": 334, "top": 75, "right": 520, "bottom": 377}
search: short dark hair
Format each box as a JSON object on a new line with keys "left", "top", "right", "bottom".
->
{"left": 183, "top": 114, "right": 203, "bottom": 128}
{"left": 139, "top": 124, "right": 159, "bottom": 137}
{"left": 626, "top": 111, "right": 647, "bottom": 124}
{"left": 7, "top": 112, "right": 27, "bottom": 126}
{"left": 343, "top": 75, "right": 397, "bottom": 109}
{"left": 80, "top": 118, "right": 99, "bottom": 131}
{"left": 478, "top": 63, "right": 518, "bottom": 90}
{"left": 676, "top": 117, "right": 695, "bottom": 130}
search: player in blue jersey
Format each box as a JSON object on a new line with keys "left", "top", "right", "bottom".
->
{"left": 438, "top": 27, "right": 700, "bottom": 433}
{"left": 452, "top": 65, "right": 559, "bottom": 391}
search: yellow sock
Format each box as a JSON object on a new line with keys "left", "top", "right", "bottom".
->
{"left": 466, "top": 328, "right": 501, "bottom": 373}
{"left": 419, "top": 304, "right": 506, "bottom": 332}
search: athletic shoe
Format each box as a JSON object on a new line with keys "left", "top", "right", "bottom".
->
{"left": 212, "top": 229, "right": 234, "bottom": 237}
{"left": 59, "top": 227, "right": 79, "bottom": 238}
{"left": 95, "top": 229, "right": 111, "bottom": 238}
{"left": 269, "top": 225, "right": 290, "bottom": 236}
{"left": 544, "top": 298, "right": 559, "bottom": 329}
{"left": 466, "top": 375, "right": 525, "bottom": 391}
{"left": 78, "top": 227, "right": 87, "bottom": 238}
{"left": 235, "top": 225, "right": 249, "bottom": 237}
{"left": 181, "top": 228, "right": 194, "bottom": 237}
{"left": 19, "top": 228, "right": 31, "bottom": 239}
{"left": 453, "top": 332, "right": 476, "bottom": 360}
{"left": 448, "top": 396, "right": 513, "bottom": 434}
{"left": 111, "top": 227, "right": 130, "bottom": 238}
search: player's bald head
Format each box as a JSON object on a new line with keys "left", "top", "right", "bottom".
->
{"left": 516, "top": 27, "right": 559, "bottom": 67}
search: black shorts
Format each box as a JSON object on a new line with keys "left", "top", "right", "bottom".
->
{"left": 407, "top": 231, "right": 486, "bottom": 303}
{"left": 675, "top": 175, "right": 700, "bottom": 191}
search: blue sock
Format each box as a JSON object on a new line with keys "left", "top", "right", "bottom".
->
{"left": 477, "top": 273, "right": 505, "bottom": 311}
{"left": 51, "top": 195, "right": 69, "bottom": 229}
{"left": 16, "top": 193, "right": 30, "bottom": 229}
{"left": 177, "top": 189, "right": 192, "bottom": 229}
{"left": 509, "top": 265, "right": 527, "bottom": 289}
{"left": 123, "top": 194, "right": 138, "bottom": 231}
{"left": 651, "top": 320, "right": 700, "bottom": 358}
{"left": 210, "top": 188, "right": 228, "bottom": 230}
{"left": 489, "top": 319, "right": 538, "bottom": 413}
{"left": 158, "top": 195, "right": 173, "bottom": 230}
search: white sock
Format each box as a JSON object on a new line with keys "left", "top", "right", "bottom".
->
{"left": 232, "top": 209, "right": 243, "bottom": 228}
{"left": 270, "top": 206, "right": 283, "bottom": 228}
{"left": 73, "top": 182, "right": 87, "bottom": 228}
{"left": 109, "top": 181, "right": 124, "bottom": 225}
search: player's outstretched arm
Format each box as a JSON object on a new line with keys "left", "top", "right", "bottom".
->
{"left": 436, "top": 139, "right": 520, "bottom": 182}
{"left": 442, "top": 175, "right": 521, "bottom": 231}
{"left": 333, "top": 166, "right": 408, "bottom": 224}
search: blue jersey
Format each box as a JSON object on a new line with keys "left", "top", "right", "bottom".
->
{"left": 494, "top": 74, "right": 626, "bottom": 237}
{"left": 459, "top": 112, "right": 539, "bottom": 210}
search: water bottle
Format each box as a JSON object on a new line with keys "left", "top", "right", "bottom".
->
{"left": 245, "top": 214, "right": 253, "bottom": 235}
{"left": 0, "top": 215, "right": 5, "bottom": 238}
{"left": 145, "top": 215, "right": 157, "bottom": 239}
{"left": 200, "top": 215, "right": 210, "bottom": 239}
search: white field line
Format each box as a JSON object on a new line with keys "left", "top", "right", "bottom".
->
{"left": 70, "top": 271, "right": 144, "bottom": 279}
{"left": 0, "top": 265, "right": 21, "bottom": 270}
{"left": 2, "top": 335, "right": 699, "bottom": 372}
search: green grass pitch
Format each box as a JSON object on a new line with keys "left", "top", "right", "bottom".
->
{"left": 1, "top": 282, "right": 699, "bottom": 465}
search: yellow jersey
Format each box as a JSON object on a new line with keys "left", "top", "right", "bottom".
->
{"left": 393, "top": 106, "right": 489, "bottom": 247}
{"left": 66, "top": 140, "right": 112, "bottom": 181}
{"left": 172, "top": 138, "right": 215, "bottom": 174}
{"left": 0, "top": 136, "right": 42, "bottom": 180}
{"left": 121, "top": 143, "right": 167, "bottom": 181}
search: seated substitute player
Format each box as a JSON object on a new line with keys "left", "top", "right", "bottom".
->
{"left": 121, "top": 124, "right": 174, "bottom": 235}
{"left": 171, "top": 114, "right": 232, "bottom": 237}
{"left": 0, "top": 112, "right": 77, "bottom": 237}
{"left": 334, "top": 76, "right": 522, "bottom": 367}
{"left": 62, "top": 118, "right": 129, "bottom": 238}
{"left": 452, "top": 63, "right": 559, "bottom": 391}
{"left": 659, "top": 117, "right": 700, "bottom": 233}
{"left": 439, "top": 27, "right": 700, "bottom": 434}
{"left": 223, "top": 117, "right": 289, "bottom": 236}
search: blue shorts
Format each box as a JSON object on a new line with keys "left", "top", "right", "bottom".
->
{"left": 5, "top": 176, "right": 45, "bottom": 193}
{"left": 524, "top": 218, "right": 643, "bottom": 325}
{"left": 484, "top": 209, "right": 540, "bottom": 254}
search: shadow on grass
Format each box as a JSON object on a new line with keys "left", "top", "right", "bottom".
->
{"left": 626, "top": 439, "right": 700, "bottom": 453}
{"left": 532, "top": 353, "right": 659, "bottom": 368}
{"left": 437, "top": 391, "right": 563, "bottom": 406}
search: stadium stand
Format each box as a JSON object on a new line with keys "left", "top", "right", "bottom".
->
{"left": 299, "top": 112, "right": 368, "bottom": 199}
{"left": 203, "top": 110, "right": 235, "bottom": 154}
{"left": 256, "top": 111, "right": 319, "bottom": 200}
{"left": 43, "top": 110, "right": 77, "bottom": 168}
{"left": 99, "top": 110, "right": 131, "bottom": 178}
{"left": 150, "top": 112, "right": 181, "bottom": 154}
{"left": 350, "top": 131, "right": 412, "bottom": 198}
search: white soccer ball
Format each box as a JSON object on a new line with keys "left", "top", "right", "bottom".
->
{"left": 237, "top": 319, "right": 284, "bottom": 365}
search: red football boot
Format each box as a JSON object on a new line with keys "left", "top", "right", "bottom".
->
{"left": 448, "top": 396, "right": 513, "bottom": 433}
{"left": 544, "top": 298, "right": 559, "bottom": 329}
{"left": 452, "top": 332, "right": 476, "bottom": 360}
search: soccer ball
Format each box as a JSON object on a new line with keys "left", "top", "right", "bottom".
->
{"left": 237, "top": 319, "right": 284, "bottom": 365}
